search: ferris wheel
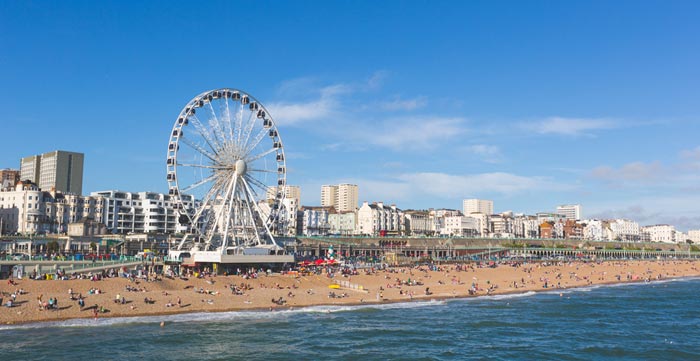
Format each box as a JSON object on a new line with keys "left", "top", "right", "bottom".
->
{"left": 166, "top": 88, "right": 286, "bottom": 254}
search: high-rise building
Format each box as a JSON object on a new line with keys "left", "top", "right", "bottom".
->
{"left": 321, "top": 183, "right": 358, "bottom": 212}
{"left": 20, "top": 150, "right": 84, "bottom": 195}
{"left": 0, "top": 169, "right": 20, "bottom": 190}
{"left": 336, "top": 183, "right": 358, "bottom": 212}
{"left": 20, "top": 155, "right": 41, "bottom": 184}
{"left": 321, "top": 185, "right": 338, "bottom": 208}
{"left": 556, "top": 204, "right": 582, "bottom": 221}
{"left": 267, "top": 185, "right": 301, "bottom": 206}
{"left": 463, "top": 199, "right": 493, "bottom": 215}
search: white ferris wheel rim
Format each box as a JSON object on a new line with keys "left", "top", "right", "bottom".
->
{"left": 165, "top": 88, "right": 287, "bottom": 250}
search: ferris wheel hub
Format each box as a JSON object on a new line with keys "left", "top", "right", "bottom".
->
{"left": 234, "top": 159, "right": 247, "bottom": 176}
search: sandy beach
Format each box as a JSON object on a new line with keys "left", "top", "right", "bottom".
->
{"left": 1, "top": 260, "right": 699, "bottom": 326}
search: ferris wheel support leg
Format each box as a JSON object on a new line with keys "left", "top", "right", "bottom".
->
{"left": 206, "top": 176, "right": 236, "bottom": 250}
{"left": 240, "top": 178, "right": 264, "bottom": 247}
{"left": 220, "top": 175, "right": 239, "bottom": 254}
{"left": 242, "top": 178, "right": 282, "bottom": 250}
{"left": 176, "top": 233, "right": 189, "bottom": 251}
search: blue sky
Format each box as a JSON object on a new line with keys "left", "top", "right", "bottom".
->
{"left": 1, "top": 1, "right": 699, "bottom": 229}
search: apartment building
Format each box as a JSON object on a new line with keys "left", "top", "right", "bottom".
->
{"left": 463, "top": 199, "right": 493, "bottom": 215}
{"left": 300, "top": 206, "right": 332, "bottom": 236}
{"left": 356, "top": 201, "right": 402, "bottom": 236}
{"left": 0, "top": 181, "right": 105, "bottom": 235}
{"left": 20, "top": 150, "right": 84, "bottom": 195}
{"left": 321, "top": 183, "right": 358, "bottom": 212}
{"left": 556, "top": 204, "right": 582, "bottom": 221}
{"left": 91, "top": 190, "right": 195, "bottom": 234}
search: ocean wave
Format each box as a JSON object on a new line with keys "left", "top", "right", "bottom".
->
{"left": 488, "top": 291, "right": 538, "bottom": 300}
{"left": 0, "top": 299, "right": 447, "bottom": 331}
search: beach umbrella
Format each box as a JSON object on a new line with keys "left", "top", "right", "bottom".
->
{"left": 314, "top": 259, "right": 325, "bottom": 266}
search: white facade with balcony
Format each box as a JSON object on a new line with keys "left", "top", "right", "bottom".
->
{"left": 300, "top": 206, "right": 331, "bottom": 236}
{"left": 91, "top": 190, "right": 194, "bottom": 234}
{"left": 0, "top": 182, "right": 106, "bottom": 235}
{"left": 356, "top": 201, "right": 402, "bottom": 236}
{"left": 328, "top": 211, "right": 356, "bottom": 236}
{"left": 641, "top": 224, "right": 676, "bottom": 243}
{"left": 609, "top": 219, "right": 641, "bottom": 242}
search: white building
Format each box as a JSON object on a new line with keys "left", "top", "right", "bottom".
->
{"left": 356, "top": 201, "right": 402, "bottom": 236}
{"left": 463, "top": 199, "right": 493, "bottom": 216}
{"left": 328, "top": 211, "right": 356, "bottom": 236}
{"left": 267, "top": 185, "right": 301, "bottom": 206}
{"left": 688, "top": 230, "right": 700, "bottom": 244}
{"left": 321, "top": 184, "right": 358, "bottom": 212}
{"left": 300, "top": 206, "right": 331, "bottom": 236}
{"left": 583, "top": 219, "right": 605, "bottom": 241}
{"left": 512, "top": 215, "right": 540, "bottom": 239}
{"left": 91, "top": 190, "right": 195, "bottom": 234}
{"left": 609, "top": 219, "right": 641, "bottom": 242}
{"left": 641, "top": 224, "right": 676, "bottom": 243}
{"left": 442, "top": 215, "right": 480, "bottom": 237}
{"left": 556, "top": 204, "right": 582, "bottom": 221}
{"left": 258, "top": 197, "right": 298, "bottom": 237}
{"left": 0, "top": 181, "right": 44, "bottom": 235}
{"left": 0, "top": 181, "right": 106, "bottom": 235}
{"left": 489, "top": 213, "right": 513, "bottom": 238}
{"left": 404, "top": 211, "right": 432, "bottom": 236}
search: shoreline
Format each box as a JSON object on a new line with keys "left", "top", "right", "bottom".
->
{"left": 3, "top": 275, "right": 698, "bottom": 330}
{"left": 2, "top": 260, "right": 700, "bottom": 328}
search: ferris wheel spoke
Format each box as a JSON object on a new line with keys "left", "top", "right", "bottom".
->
{"left": 235, "top": 104, "right": 245, "bottom": 153}
{"left": 180, "top": 137, "right": 218, "bottom": 162}
{"left": 179, "top": 173, "right": 219, "bottom": 194}
{"left": 206, "top": 101, "right": 228, "bottom": 151}
{"left": 244, "top": 126, "right": 270, "bottom": 158}
{"left": 246, "top": 147, "right": 277, "bottom": 163}
{"left": 192, "top": 176, "right": 228, "bottom": 221}
{"left": 244, "top": 174, "right": 273, "bottom": 196}
{"left": 248, "top": 168, "right": 277, "bottom": 173}
{"left": 221, "top": 96, "right": 235, "bottom": 150}
{"left": 240, "top": 110, "right": 257, "bottom": 155}
{"left": 177, "top": 163, "right": 223, "bottom": 169}
{"left": 189, "top": 114, "right": 222, "bottom": 155}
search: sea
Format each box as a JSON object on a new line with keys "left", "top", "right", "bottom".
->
{"left": 2, "top": 278, "right": 700, "bottom": 360}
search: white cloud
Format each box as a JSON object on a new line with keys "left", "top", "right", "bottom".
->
{"left": 461, "top": 144, "right": 502, "bottom": 163}
{"left": 398, "top": 172, "right": 562, "bottom": 197}
{"left": 352, "top": 172, "right": 569, "bottom": 205}
{"left": 266, "top": 83, "right": 345, "bottom": 126}
{"left": 358, "top": 116, "right": 468, "bottom": 151}
{"left": 366, "top": 70, "right": 388, "bottom": 90}
{"left": 523, "top": 117, "right": 616, "bottom": 136}
{"left": 590, "top": 161, "right": 663, "bottom": 183}
{"left": 380, "top": 96, "right": 427, "bottom": 111}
